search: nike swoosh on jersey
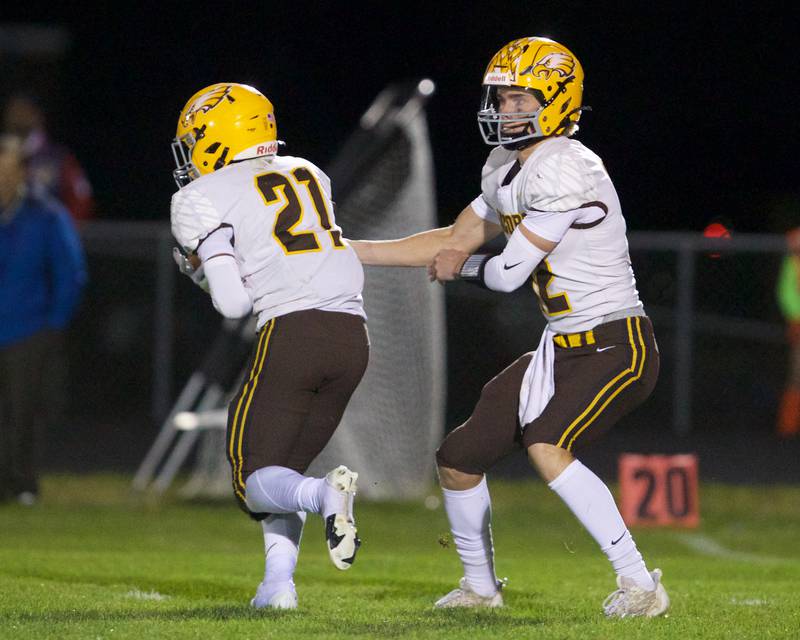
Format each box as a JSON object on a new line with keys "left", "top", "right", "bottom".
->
{"left": 503, "top": 261, "right": 523, "bottom": 270}
{"left": 596, "top": 346, "right": 617, "bottom": 353}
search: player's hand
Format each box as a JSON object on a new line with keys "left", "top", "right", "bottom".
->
{"left": 429, "top": 249, "right": 469, "bottom": 283}
{"left": 172, "top": 247, "right": 209, "bottom": 292}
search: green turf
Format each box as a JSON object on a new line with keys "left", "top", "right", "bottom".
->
{"left": 1, "top": 476, "right": 799, "bottom": 639}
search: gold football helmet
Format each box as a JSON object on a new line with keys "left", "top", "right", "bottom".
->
{"left": 477, "top": 37, "right": 584, "bottom": 148}
{"left": 171, "top": 83, "right": 279, "bottom": 187}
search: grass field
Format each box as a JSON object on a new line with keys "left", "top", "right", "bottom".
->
{"left": 1, "top": 475, "right": 799, "bottom": 639}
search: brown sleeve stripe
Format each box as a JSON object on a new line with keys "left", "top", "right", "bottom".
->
{"left": 570, "top": 201, "right": 608, "bottom": 229}
{"left": 525, "top": 201, "right": 607, "bottom": 229}
{"left": 580, "top": 201, "right": 609, "bottom": 213}
{"left": 204, "top": 252, "right": 236, "bottom": 262}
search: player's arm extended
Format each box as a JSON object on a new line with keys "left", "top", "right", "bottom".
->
{"left": 347, "top": 204, "right": 502, "bottom": 267}
{"left": 433, "top": 224, "right": 556, "bottom": 291}
{"left": 437, "top": 200, "right": 601, "bottom": 290}
{"left": 464, "top": 224, "right": 557, "bottom": 292}
{"left": 196, "top": 227, "right": 253, "bottom": 319}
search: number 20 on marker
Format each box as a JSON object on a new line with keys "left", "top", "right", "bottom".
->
{"left": 618, "top": 453, "right": 700, "bottom": 528}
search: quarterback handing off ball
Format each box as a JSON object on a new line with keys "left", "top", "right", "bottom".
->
{"left": 350, "top": 36, "right": 670, "bottom": 619}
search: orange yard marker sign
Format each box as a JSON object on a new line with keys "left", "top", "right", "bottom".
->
{"left": 618, "top": 454, "right": 700, "bottom": 528}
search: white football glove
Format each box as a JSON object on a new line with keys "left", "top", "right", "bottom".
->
{"left": 172, "top": 247, "right": 209, "bottom": 293}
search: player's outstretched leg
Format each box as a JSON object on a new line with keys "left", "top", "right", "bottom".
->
{"left": 530, "top": 444, "right": 669, "bottom": 618}
{"left": 244, "top": 464, "right": 361, "bottom": 571}
{"left": 434, "top": 468, "right": 504, "bottom": 608}
{"left": 251, "top": 512, "right": 306, "bottom": 610}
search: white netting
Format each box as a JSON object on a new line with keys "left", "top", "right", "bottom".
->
{"left": 307, "top": 101, "right": 446, "bottom": 499}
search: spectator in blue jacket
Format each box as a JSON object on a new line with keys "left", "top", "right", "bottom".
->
{"left": 0, "top": 134, "right": 86, "bottom": 505}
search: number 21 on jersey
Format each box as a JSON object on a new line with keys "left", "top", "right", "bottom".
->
{"left": 254, "top": 167, "right": 345, "bottom": 255}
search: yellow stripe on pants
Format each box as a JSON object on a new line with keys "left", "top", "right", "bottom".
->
{"left": 228, "top": 320, "right": 274, "bottom": 501}
{"left": 566, "top": 317, "right": 647, "bottom": 451}
{"left": 556, "top": 318, "right": 638, "bottom": 448}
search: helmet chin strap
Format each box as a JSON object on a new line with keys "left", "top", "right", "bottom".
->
{"left": 501, "top": 122, "right": 540, "bottom": 151}
{"left": 500, "top": 105, "right": 592, "bottom": 150}
{"left": 502, "top": 138, "right": 539, "bottom": 151}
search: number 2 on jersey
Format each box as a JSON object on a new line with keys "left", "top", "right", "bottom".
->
{"left": 254, "top": 168, "right": 345, "bottom": 255}
{"left": 532, "top": 259, "right": 571, "bottom": 316}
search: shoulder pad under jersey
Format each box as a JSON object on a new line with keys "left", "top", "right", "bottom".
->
{"left": 170, "top": 182, "right": 223, "bottom": 252}
{"left": 522, "top": 140, "right": 599, "bottom": 212}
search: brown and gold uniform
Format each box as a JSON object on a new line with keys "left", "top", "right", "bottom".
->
{"left": 172, "top": 155, "right": 369, "bottom": 510}
{"left": 437, "top": 137, "right": 658, "bottom": 472}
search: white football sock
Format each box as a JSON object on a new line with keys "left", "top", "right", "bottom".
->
{"left": 441, "top": 475, "right": 499, "bottom": 598}
{"left": 259, "top": 512, "right": 306, "bottom": 599}
{"left": 245, "top": 466, "right": 325, "bottom": 515}
{"left": 549, "top": 460, "right": 655, "bottom": 591}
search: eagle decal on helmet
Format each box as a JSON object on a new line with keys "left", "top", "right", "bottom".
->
{"left": 521, "top": 49, "right": 575, "bottom": 80}
{"left": 182, "top": 85, "right": 236, "bottom": 128}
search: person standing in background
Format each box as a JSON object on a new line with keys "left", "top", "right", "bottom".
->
{"left": 776, "top": 228, "right": 800, "bottom": 437}
{"left": 3, "top": 92, "right": 94, "bottom": 444}
{"left": 0, "top": 135, "right": 86, "bottom": 505}
{"left": 3, "top": 92, "right": 94, "bottom": 222}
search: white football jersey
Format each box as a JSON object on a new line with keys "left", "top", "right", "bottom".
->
{"left": 171, "top": 155, "right": 365, "bottom": 328}
{"left": 471, "top": 136, "right": 642, "bottom": 333}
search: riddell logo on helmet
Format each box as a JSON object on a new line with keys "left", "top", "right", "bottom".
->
{"left": 484, "top": 72, "right": 512, "bottom": 85}
{"left": 256, "top": 142, "right": 278, "bottom": 155}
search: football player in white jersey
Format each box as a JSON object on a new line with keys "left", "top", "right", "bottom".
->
{"left": 170, "top": 83, "right": 369, "bottom": 610}
{"left": 350, "top": 38, "right": 669, "bottom": 618}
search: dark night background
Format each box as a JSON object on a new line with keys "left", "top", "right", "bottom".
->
{"left": 2, "top": 2, "right": 798, "bottom": 232}
{"left": 2, "top": 3, "right": 800, "bottom": 481}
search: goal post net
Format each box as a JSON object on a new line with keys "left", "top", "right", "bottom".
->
{"left": 307, "top": 79, "right": 446, "bottom": 499}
